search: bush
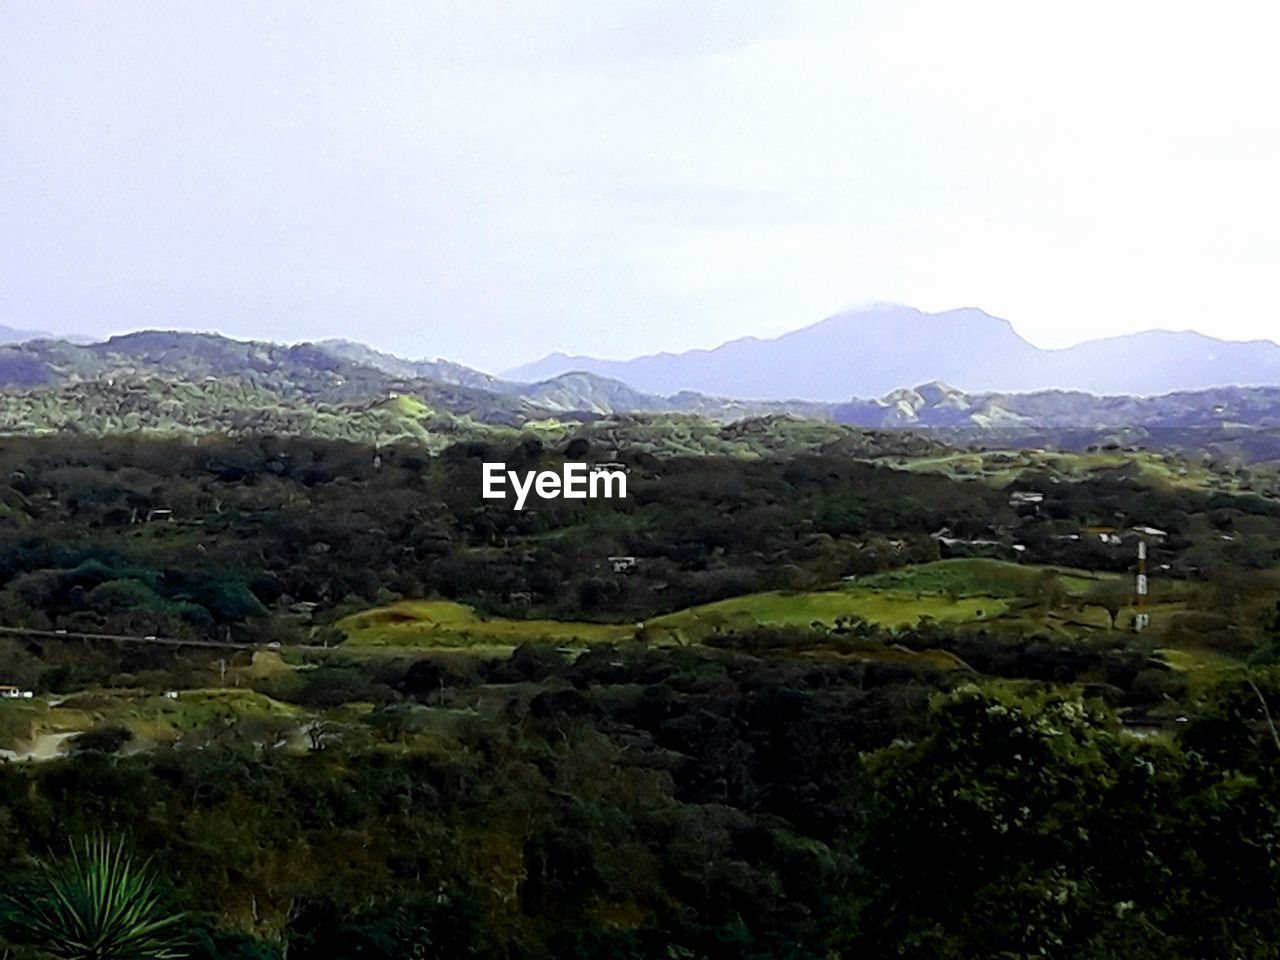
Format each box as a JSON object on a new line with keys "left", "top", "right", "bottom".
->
{"left": 70, "top": 724, "right": 134, "bottom": 755}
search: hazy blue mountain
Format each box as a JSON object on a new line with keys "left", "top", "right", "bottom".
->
{"left": 504, "top": 304, "right": 1280, "bottom": 400}
{"left": 0, "top": 322, "right": 54, "bottom": 344}
{"left": 311, "top": 340, "right": 830, "bottom": 418}
{"left": 313, "top": 339, "right": 511, "bottom": 391}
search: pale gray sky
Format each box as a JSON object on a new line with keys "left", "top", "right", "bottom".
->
{"left": 3, "top": 1, "right": 1277, "bottom": 370}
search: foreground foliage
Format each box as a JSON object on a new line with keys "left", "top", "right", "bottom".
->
{"left": 1, "top": 835, "right": 185, "bottom": 960}
{"left": 4, "top": 650, "right": 1280, "bottom": 958}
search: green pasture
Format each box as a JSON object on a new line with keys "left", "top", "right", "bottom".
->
{"left": 646, "top": 589, "right": 1001, "bottom": 644}
{"left": 338, "top": 599, "right": 636, "bottom": 651}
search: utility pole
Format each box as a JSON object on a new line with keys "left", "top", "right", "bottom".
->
{"left": 1130, "top": 525, "right": 1167, "bottom": 633}
{"left": 1134, "top": 538, "right": 1150, "bottom": 632}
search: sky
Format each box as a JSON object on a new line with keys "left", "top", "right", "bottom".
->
{"left": 2, "top": 1, "right": 1278, "bottom": 372}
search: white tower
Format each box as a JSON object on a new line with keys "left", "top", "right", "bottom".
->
{"left": 1134, "top": 538, "right": 1150, "bottom": 632}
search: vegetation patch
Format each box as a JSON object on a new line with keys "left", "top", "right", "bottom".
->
{"left": 339, "top": 599, "right": 636, "bottom": 650}
{"left": 856, "top": 558, "right": 1108, "bottom": 598}
{"left": 647, "top": 587, "right": 1003, "bottom": 643}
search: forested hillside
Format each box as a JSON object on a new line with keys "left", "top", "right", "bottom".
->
{"left": 3, "top": 429, "right": 1280, "bottom": 956}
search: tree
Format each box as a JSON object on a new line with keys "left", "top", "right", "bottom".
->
{"left": 1026, "top": 569, "right": 1064, "bottom": 618}
{"left": 1, "top": 835, "right": 186, "bottom": 960}
{"left": 848, "top": 683, "right": 1279, "bottom": 958}
{"left": 1083, "top": 580, "right": 1130, "bottom": 630}
{"left": 365, "top": 703, "right": 429, "bottom": 744}
{"left": 70, "top": 725, "right": 134, "bottom": 755}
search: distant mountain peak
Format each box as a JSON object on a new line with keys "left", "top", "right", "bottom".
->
{"left": 0, "top": 322, "right": 71, "bottom": 345}
{"left": 503, "top": 305, "right": 1280, "bottom": 401}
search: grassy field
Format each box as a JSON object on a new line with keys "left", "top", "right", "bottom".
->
{"left": 337, "top": 561, "right": 1110, "bottom": 651}
{"left": 338, "top": 563, "right": 1038, "bottom": 652}
{"left": 339, "top": 599, "right": 637, "bottom": 651}
{"left": 334, "top": 560, "right": 1231, "bottom": 654}
{"left": 645, "top": 559, "right": 1136, "bottom": 643}
{"left": 646, "top": 589, "right": 1001, "bottom": 643}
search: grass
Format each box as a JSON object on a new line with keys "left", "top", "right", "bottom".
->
{"left": 856, "top": 558, "right": 1109, "bottom": 598}
{"left": 799, "top": 645, "right": 973, "bottom": 671}
{"left": 112, "top": 688, "right": 303, "bottom": 743}
{"left": 242, "top": 649, "right": 300, "bottom": 680}
{"left": 386, "top": 394, "right": 430, "bottom": 418}
{"left": 0, "top": 697, "right": 105, "bottom": 753}
{"left": 0, "top": 699, "right": 53, "bottom": 750}
{"left": 337, "top": 561, "right": 1141, "bottom": 652}
{"left": 3, "top": 688, "right": 307, "bottom": 753}
{"left": 647, "top": 589, "right": 1002, "bottom": 644}
{"left": 1154, "top": 647, "right": 1239, "bottom": 674}
{"left": 339, "top": 599, "right": 636, "bottom": 650}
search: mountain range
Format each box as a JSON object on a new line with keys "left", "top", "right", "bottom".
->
{"left": 504, "top": 304, "right": 1280, "bottom": 400}
{"left": 3, "top": 306, "right": 1280, "bottom": 461}
{"left": 2, "top": 325, "right": 1280, "bottom": 433}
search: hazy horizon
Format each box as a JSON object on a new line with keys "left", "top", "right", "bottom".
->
{"left": 4, "top": 2, "right": 1278, "bottom": 370}
{"left": 495, "top": 303, "right": 1280, "bottom": 373}
{"left": 11, "top": 300, "right": 1280, "bottom": 377}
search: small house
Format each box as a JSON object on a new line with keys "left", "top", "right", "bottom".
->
{"left": 608, "top": 556, "right": 638, "bottom": 574}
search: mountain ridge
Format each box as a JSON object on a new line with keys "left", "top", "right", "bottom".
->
{"left": 7, "top": 328, "right": 1280, "bottom": 455}
{"left": 0, "top": 322, "right": 55, "bottom": 344}
{"left": 503, "top": 304, "right": 1280, "bottom": 400}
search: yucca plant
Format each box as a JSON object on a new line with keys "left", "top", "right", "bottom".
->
{"left": 2, "top": 834, "right": 186, "bottom": 960}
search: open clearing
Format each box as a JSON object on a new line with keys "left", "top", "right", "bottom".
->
{"left": 339, "top": 599, "right": 636, "bottom": 650}
{"left": 646, "top": 589, "right": 1002, "bottom": 644}
{"left": 341, "top": 560, "right": 1148, "bottom": 651}
{"left": 0, "top": 688, "right": 307, "bottom": 761}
